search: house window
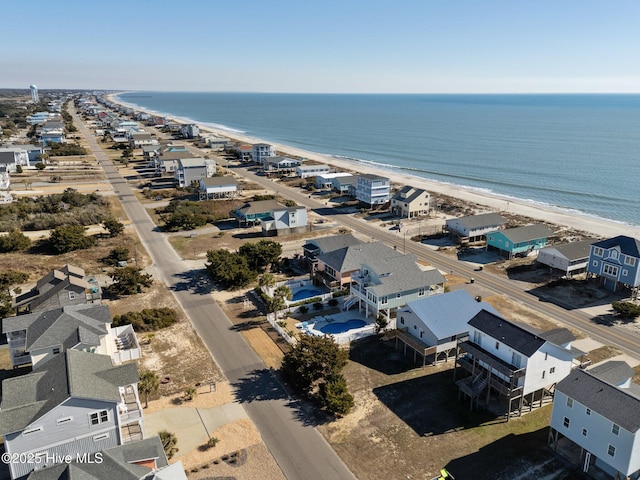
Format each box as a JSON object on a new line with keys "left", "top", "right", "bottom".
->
{"left": 93, "top": 433, "right": 109, "bottom": 442}
{"left": 495, "top": 341, "right": 499, "bottom": 350}
{"left": 400, "top": 316, "right": 405, "bottom": 325}
{"left": 550, "top": 367, "right": 555, "bottom": 374}
{"left": 593, "top": 247, "right": 603, "bottom": 256}
{"left": 381, "top": 296, "right": 388, "bottom": 305}
{"left": 418, "top": 288, "right": 425, "bottom": 296}
{"left": 68, "top": 291, "right": 76, "bottom": 300}
{"left": 603, "top": 264, "right": 619, "bottom": 276}
{"left": 413, "top": 325, "right": 417, "bottom": 330}
{"left": 542, "top": 370, "right": 546, "bottom": 379}
{"left": 52, "top": 347, "right": 60, "bottom": 355}
{"left": 582, "top": 428, "right": 588, "bottom": 437}
{"left": 622, "top": 269, "right": 628, "bottom": 276}
{"left": 566, "top": 398, "right": 573, "bottom": 408}
{"left": 608, "top": 445, "right": 616, "bottom": 457}
{"left": 56, "top": 416, "right": 73, "bottom": 425}
{"left": 611, "top": 250, "right": 619, "bottom": 260}
{"left": 563, "top": 417, "right": 570, "bottom": 428}
{"left": 419, "top": 331, "right": 424, "bottom": 339}
{"left": 473, "top": 331, "right": 482, "bottom": 346}
{"left": 89, "top": 410, "right": 109, "bottom": 426}
{"left": 624, "top": 256, "right": 636, "bottom": 267}
{"left": 592, "top": 260, "right": 597, "bottom": 267}
{"left": 544, "top": 352, "right": 548, "bottom": 361}
{"left": 396, "top": 293, "right": 401, "bottom": 298}
{"left": 612, "top": 424, "right": 620, "bottom": 436}
{"left": 585, "top": 408, "right": 591, "bottom": 416}
{"left": 23, "top": 426, "right": 43, "bottom": 435}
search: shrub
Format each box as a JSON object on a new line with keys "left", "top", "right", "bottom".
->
{"left": 313, "top": 302, "right": 323, "bottom": 310}
{"left": 299, "top": 305, "right": 309, "bottom": 314}
{"left": 0, "top": 229, "right": 31, "bottom": 253}
{"left": 48, "top": 224, "right": 95, "bottom": 253}
{"left": 328, "top": 298, "right": 338, "bottom": 307}
{"left": 612, "top": 301, "right": 640, "bottom": 319}
{"left": 207, "top": 437, "right": 219, "bottom": 448}
{"left": 112, "top": 307, "right": 178, "bottom": 331}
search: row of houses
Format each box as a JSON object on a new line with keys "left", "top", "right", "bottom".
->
{"left": 300, "top": 231, "right": 640, "bottom": 479}
{"left": 0, "top": 264, "right": 187, "bottom": 479}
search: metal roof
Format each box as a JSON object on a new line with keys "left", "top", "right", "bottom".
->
{"left": 468, "top": 310, "right": 545, "bottom": 357}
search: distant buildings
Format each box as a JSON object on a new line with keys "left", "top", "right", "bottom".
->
{"left": 30, "top": 84, "right": 39, "bottom": 103}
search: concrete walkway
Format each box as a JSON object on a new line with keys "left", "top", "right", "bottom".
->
{"left": 144, "top": 402, "right": 248, "bottom": 454}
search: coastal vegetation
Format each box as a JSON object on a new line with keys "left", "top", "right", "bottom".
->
{"left": 156, "top": 198, "right": 242, "bottom": 231}
{"left": 107, "top": 266, "right": 153, "bottom": 296}
{"left": 47, "top": 224, "right": 96, "bottom": 253}
{"left": 112, "top": 307, "right": 178, "bottom": 331}
{"left": 0, "top": 189, "right": 110, "bottom": 231}
{"left": 281, "top": 334, "right": 354, "bottom": 416}
{"left": 0, "top": 270, "right": 29, "bottom": 317}
{"left": 205, "top": 239, "right": 282, "bottom": 289}
{"left": 49, "top": 142, "right": 87, "bottom": 156}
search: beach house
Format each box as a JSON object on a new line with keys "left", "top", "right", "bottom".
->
{"left": 2, "top": 304, "right": 141, "bottom": 369}
{"left": 393, "top": 290, "right": 501, "bottom": 365}
{"left": 26, "top": 436, "right": 187, "bottom": 480}
{"left": 0, "top": 148, "right": 31, "bottom": 172}
{"left": 198, "top": 175, "right": 238, "bottom": 200}
{"left": 303, "top": 234, "right": 365, "bottom": 266}
{"left": 349, "top": 242, "right": 446, "bottom": 319}
{"left": 233, "top": 199, "right": 284, "bottom": 226}
{"left": 332, "top": 174, "right": 358, "bottom": 194}
{"left": 549, "top": 361, "right": 640, "bottom": 479}
{"left": 260, "top": 205, "right": 308, "bottom": 236}
{"left": 13, "top": 265, "right": 102, "bottom": 314}
{"left": 252, "top": 143, "right": 275, "bottom": 163}
{"left": 454, "top": 311, "right": 581, "bottom": 419}
{"left": 486, "top": 224, "right": 553, "bottom": 259}
{"left": 128, "top": 131, "right": 155, "bottom": 148}
{"left": 174, "top": 157, "right": 215, "bottom": 187}
{"left": 315, "top": 172, "right": 354, "bottom": 189}
{"left": 536, "top": 239, "right": 595, "bottom": 277}
{"left": 262, "top": 156, "right": 301, "bottom": 175}
{"left": 391, "top": 186, "right": 431, "bottom": 218}
{"left": 355, "top": 174, "right": 391, "bottom": 206}
{"left": 445, "top": 212, "right": 507, "bottom": 244}
{"left": 179, "top": 123, "right": 199, "bottom": 139}
{"left": 0, "top": 350, "right": 143, "bottom": 480}
{"left": 586, "top": 235, "right": 640, "bottom": 294}
{"left": 296, "top": 163, "right": 331, "bottom": 179}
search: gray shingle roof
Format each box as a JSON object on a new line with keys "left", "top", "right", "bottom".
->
{"left": 305, "top": 234, "right": 364, "bottom": 256}
{"left": 592, "top": 235, "right": 640, "bottom": 257}
{"left": 201, "top": 176, "right": 237, "bottom": 187}
{"left": 588, "top": 361, "right": 636, "bottom": 387}
{"left": 391, "top": 186, "right": 428, "bottom": 204}
{"left": 556, "top": 367, "right": 640, "bottom": 433}
{"left": 468, "top": 310, "right": 545, "bottom": 357}
{"left": 3, "top": 304, "right": 111, "bottom": 352}
{"left": 451, "top": 212, "right": 506, "bottom": 230}
{"left": 540, "top": 239, "right": 595, "bottom": 261}
{"left": 539, "top": 327, "right": 575, "bottom": 346}
{"left": 238, "top": 199, "right": 283, "bottom": 215}
{"left": 26, "top": 437, "right": 169, "bottom": 480}
{"left": 0, "top": 350, "right": 139, "bottom": 435}
{"left": 500, "top": 224, "right": 553, "bottom": 244}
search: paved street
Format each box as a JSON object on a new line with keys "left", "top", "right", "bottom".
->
{"left": 73, "top": 109, "right": 357, "bottom": 480}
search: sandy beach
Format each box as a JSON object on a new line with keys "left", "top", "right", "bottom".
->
{"left": 109, "top": 94, "right": 640, "bottom": 240}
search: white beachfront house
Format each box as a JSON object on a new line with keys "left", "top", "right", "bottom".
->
{"left": 549, "top": 361, "right": 640, "bottom": 479}
{"left": 444, "top": 212, "right": 507, "bottom": 243}
{"left": 536, "top": 239, "right": 594, "bottom": 277}
{"left": 355, "top": 174, "right": 390, "bottom": 205}
{"left": 198, "top": 176, "right": 238, "bottom": 200}
{"left": 296, "top": 163, "right": 331, "bottom": 179}
{"left": 260, "top": 205, "right": 308, "bottom": 236}
{"left": 348, "top": 242, "right": 445, "bottom": 319}
{"left": 454, "top": 312, "right": 582, "bottom": 419}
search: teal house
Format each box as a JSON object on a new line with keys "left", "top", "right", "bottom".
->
{"left": 233, "top": 199, "right": 284, "bottom": 226}
{"left": 486, "top": 224, "right": 553, "bottom": 259}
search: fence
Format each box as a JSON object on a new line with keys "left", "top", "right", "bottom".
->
{"left": 266, "top": 312, "right": 297, "bottom": 345}
{"left": 332, "top": 325, "right": 376, "bottom": 345}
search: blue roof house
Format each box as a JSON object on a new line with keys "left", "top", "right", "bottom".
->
{"left": 586, "top": 235, "right": 640, "bottom": 292}
{"left": 486, "top": 224, "right": 553, "bottom": 259}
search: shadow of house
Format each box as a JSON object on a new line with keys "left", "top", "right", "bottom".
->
{"left": 528, "top": 278, "right": 625, "bottom": 311}
{"left": 372, "top": 370, "right": 498, "bottom": 437}
{"left": 445, "top": 429, "right": 563, "bottom": 480}
{"left": 349, "top": 337, "right": 424, "bottom": 376}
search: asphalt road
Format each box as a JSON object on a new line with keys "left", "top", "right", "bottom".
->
{"left": 72, "top": 109, "right": 357, "bottom": 480}
{"left": 234, "top": 166, "right": 640, "bottom": 359}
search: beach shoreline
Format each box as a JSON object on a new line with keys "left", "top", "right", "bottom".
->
{"left": 108, "top": 93, "right": 640, "bottom": 240}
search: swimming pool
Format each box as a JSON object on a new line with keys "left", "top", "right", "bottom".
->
{"left": 291, "top": 287, "right": 324, "bottom": 302}
{"left": 320, "top": 319, "right": 367, "bottom": 334}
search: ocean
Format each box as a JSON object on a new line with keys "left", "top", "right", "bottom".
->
{"left": 116, "top": 92, "right": 640, "bottom": 228}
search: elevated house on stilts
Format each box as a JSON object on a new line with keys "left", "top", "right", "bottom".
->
{"left": 453, "top": 310, "right": 584, "bottom": 421}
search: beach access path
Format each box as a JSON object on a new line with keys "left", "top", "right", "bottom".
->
{"left": 71, "top": 107, "right": 357, "bottom": 480}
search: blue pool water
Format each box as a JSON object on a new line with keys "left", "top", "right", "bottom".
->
{"left": 291, "top": 288, "right": 323, "bottom": 302}
{"left": 320, "top": 319, "right": 367, "bottom": 334}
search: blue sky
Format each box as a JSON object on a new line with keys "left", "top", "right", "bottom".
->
{"left": 3, "top": 0, "right": 640, "bottom": 93}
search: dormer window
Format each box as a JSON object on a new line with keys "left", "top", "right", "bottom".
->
{"left": 593, "top": 247, "right": 603, "bottom": 256}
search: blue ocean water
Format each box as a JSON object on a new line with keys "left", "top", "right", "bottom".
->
{"left": 117, "top": 92, "right": 640, "bottom": 227}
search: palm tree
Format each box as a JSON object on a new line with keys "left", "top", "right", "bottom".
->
{"left": 259, "top": 273, "right": 276, "bottom": 291}
{"left": 138, "top": 370, "right": 160, "bottom": 408}
{"left": 269, "top": 285, "right": 292, "bottom": 315}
